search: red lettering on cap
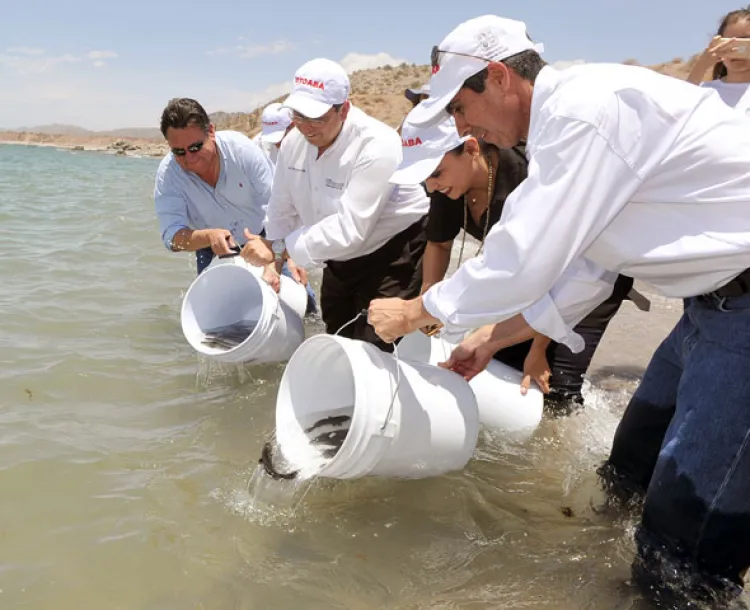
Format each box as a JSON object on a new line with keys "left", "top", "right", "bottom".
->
{"left": 295, "top": 76, "right": 325, "bottom": 90}
{"left": 263, "top": 121, "right": 279, "bottom": 126}
{"left": 402, "top": 137, "right": 423, "bottom": 147}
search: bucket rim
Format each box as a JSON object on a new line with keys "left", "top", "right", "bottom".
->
{"left": 276, "top": 334, "right": 400, "bottom": 479}
{"left": 180, "top": 262, "right": 278, "bottom": 358}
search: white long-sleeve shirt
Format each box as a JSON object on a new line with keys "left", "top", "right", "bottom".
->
{"left": 423, "top": 63, "right": 750, "bottom": 352}
{"left": 264, "top": 106, "right": 429, "bottom": 267}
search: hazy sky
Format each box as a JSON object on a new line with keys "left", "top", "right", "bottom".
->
{"left": 0, "top": 0, "right": 740, "bottom": 130}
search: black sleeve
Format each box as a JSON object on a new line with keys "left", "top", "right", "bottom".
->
{"left": 426, "top": 191, "right": 464, "bottom": 243}
{"left": 492, "top": 146, "right": 528, "bottom": 206}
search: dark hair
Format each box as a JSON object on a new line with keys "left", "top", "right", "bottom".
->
{"left": 713, "top": 7, "right": 750, "bottom": 80}
{"left": 461, "top": 50, "right": 548, "bottom": 93}
{"left": 160, "top": 98, "right": 211, "bottom": 137}
{"left": 504, "top": 50, "right": 548, "bottom": 82}
{"left": 447, "top": 139, "right": 497, "bottom": 157}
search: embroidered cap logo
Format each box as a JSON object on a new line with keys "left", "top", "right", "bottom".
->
{"left": 295, "top": 76, "right": 325, "bottom": 90}
{"left": 402, "top": 137, "right": 423, "bottom": 147}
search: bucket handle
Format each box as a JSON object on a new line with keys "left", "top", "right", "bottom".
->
{"left": 336, "top": 309, "right": 401, "bottom": 434}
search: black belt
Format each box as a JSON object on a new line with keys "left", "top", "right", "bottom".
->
{"left": 709, "top": 268, "right": 750, "bottom": 298}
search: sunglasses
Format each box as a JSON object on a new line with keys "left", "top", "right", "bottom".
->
{"left": 171, "top": 139, "right": 205, "bottom": 156}
{"left": 431, "top": 45, "right": 490, "bottom": 72}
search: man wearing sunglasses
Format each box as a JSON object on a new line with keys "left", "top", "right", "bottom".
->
{"left": 367, "top": 14, "right": 750, "bottom": 607}
{"left": 240, "top": 58, "right": 429, "bottom": 351}
{"left": 154, "top": 97, "right": 277, "bottom": 276}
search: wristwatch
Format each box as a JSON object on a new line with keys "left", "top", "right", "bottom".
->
{"left": 271, "top": 239, "right": 285, "bottom": 263}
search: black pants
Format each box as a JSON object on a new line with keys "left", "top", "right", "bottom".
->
{"left": 492, "top": 275, "right": 634, "bottom": 412}
{"left": 321, "top": 218, "right": 427, "bottom": 353}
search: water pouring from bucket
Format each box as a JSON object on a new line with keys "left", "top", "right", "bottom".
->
{"left": 180, "top": 253, "right": 308, "bottom": 365}
{"left": 270, "top": 332, "right": 481, "bottom": 481}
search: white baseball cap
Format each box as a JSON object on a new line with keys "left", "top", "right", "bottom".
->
{"left": 390, "top": 115, "right": 469, "bottom": 185}
{"left": 258, "top": 103, "right": 293, "bottom": 144}
{"left": 282, "top": 58, "right": 351, "bottom": 119}
{"left": 404, "top": 83, "right": 431, "bottom": 103}
{"left": 410, "top": 15, "right": 544, "bottom": 126}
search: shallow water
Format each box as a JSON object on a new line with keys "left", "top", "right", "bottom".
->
{"left": 0, "top": 143, "right": 739, "bottom": 609}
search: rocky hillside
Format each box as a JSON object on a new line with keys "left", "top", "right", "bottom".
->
{"left": 212, "top": 62, "right": 433, "bottom": 134}
{"left": 210, "top": 57, "right": 711, "bottom": 134}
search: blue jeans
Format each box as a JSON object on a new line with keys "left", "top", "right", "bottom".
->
{"left": 602, "top": 291, "right": 750, "bottom": 604}
{"left": 195, "top": 247, "right": 317, "bottom": 315}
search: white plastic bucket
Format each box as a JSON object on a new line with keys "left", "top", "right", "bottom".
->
{"left": 206, "top": 254, "right": 309, "bottom": 319}
{"left": 180, "top": 256, "right": 306, "bottom": 364}
{"left": 274, "top": 334, "right": 481, "bottom": 480}
{"left": 398, "top": 331, "right": 543, "bottom": 439}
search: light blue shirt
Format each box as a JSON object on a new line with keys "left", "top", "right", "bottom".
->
{"left": 154, "top": 130, "right": 274, "bottom": 250}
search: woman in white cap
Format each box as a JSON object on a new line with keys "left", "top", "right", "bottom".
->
{"left": 391, "top": 115, "right": 634, "bottom": 411}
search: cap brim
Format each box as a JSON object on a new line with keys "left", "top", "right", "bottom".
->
{"left": 408, "top": 57, "right": 487, "bottom": 127}
{"left": 390, "top": 130, "right": 470, "bottom": 185}
{"left": 259, "top": 128, "right": 286, "bottom": 144}
{"left": 404, "top": 89, "right": 420, "bottom": 103}
{"left": 390, "top": 155, "right": 442, "bottom": 185}
{"left": 407, "top": 93, "right": 456, "bottom": 127}
{"left": 282, "top": 93, "right": 331, "bottom": 119}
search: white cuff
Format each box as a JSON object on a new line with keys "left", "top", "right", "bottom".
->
{"left": 521, "top": 293, "right": 585, "bottom": 353}
{"left": 422, "top": 288, "right": 448, "bottom": 325}
{"left": 285, "top": 227, "right": 314, "bottom": 268}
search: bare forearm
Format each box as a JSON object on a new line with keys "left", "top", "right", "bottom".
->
{"left": 482, "top": 315, "right": 537, "bottom": 353}
{"left": 686, "top": 61, "right": 712, "bottom": 85}
{"left": 420, "top": 241, "right": 452, "bottom": 294}
{"left": 529, "top": 332, "right": 552, "bottom": 352}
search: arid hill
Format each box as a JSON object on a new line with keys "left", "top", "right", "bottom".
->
{"left": 200, "top": 56, "right": 712, "bottom": 134}
{"left": 214, "top": 62, "right": 434, "bottom": 135}
{"left": 0, "top": 56, "right": 712, "bottom": 155}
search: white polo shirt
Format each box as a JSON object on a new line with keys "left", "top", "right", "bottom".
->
{"left": 264, "top": 106, "right": 429, "bottom": 267}
{"left": 423, "top": 63, "right": 750, "bottom": 352}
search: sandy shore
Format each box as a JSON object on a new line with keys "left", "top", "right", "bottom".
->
{"left": 0, "top": 132, "right": 168, "bottom": 157}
